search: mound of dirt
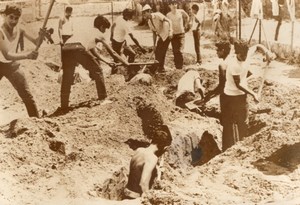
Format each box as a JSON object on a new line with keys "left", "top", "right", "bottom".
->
{"left": 1, "top": 19, "right": 300, "bottom": 205}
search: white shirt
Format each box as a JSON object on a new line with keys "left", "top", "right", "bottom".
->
{"left": 224, "top": 58, "right": 249, "bottom": 96}
{"left": 113, "top": 16, "right": 131, "bottom": 43}
{"left": 167, "top": 9, "right": 186, "bottom": 35}
{"left": 270, "top": 0, "right": 279, "bottom": 16}
{"left": 148, "top": 12, "right": 171, "bottom": 41}
{"left": 191, "top": 11, "right": 202, "bottom": 31}
{"left": 176, "top": 70, "right": 201, "bottom": 98}
{"left": 85, "top": 28, "right": 105, "bottom": 51}
{"left": 250, "top": 0, "right": 263, "bottom": 19}
{"left": 0, "top": 26, "right": 20, "bottom": 63}
{"left": 60, "top": 16, "right": 73, "bottom": 36}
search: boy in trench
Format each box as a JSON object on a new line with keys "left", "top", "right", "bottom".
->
{"left": 58, "top": 15, "right": 128, "bottom": 113}
{"left": 123, "top": 125, "right": 172, "bottom": 199}
{"left": 0, "top": 5, "right": 45, "bottom": 117}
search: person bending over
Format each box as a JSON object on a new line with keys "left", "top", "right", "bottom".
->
{"left": 58, "top": 15, "right": 128, "bottom": 113}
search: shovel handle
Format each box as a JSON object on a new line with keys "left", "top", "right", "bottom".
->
{"left": 35, "top": 0, "right": 56, "bottom": 51}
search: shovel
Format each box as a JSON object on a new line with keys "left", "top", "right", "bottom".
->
{"left": 139, "top": 37, "right": 158, "bottom": 74}
{"left": 185, "top": 97, "right": 205, "bottom": 112}
{"left": 35, "top": 0, "right": 56, "bottom": 51}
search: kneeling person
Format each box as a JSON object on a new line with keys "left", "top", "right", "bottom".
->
{"left": 175, "top": 68, "right": 205, "bottom": 108}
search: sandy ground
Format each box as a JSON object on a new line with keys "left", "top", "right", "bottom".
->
{"left": 0, "top": 13, "right": 300, "bottom": 205}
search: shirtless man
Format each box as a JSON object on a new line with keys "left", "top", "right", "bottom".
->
{"left": 123, "top": 125, "right": 172, "bottom": 199}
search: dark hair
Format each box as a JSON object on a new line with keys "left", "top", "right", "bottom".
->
{"left": 123, "top": 8, "right": 134, "bottom": 18}
{"left": 191, "top": 4, "right": 199, "bottom": 12}
{"left": 94, "top": 15, "right": 111, "bottom": 29}
{"left": 152, "top": 125, "right": 172, "bottom": 149}
{"left": 168, "top": 0, "right": 178, "bottom": 5}
{"left": 216, "top": 40, "right": 231, "bottom": 57}
{"left": 234, "top": 39, "right": 249, "bottom": 54}
{"left": 65, "top": 6, "right": 73, "bottom": 13}
{"left": 3, "top": 4, "right": 22, "bottom": 16}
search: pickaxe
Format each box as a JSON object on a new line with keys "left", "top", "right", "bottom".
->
{"left": 35, "top": 0, "right": 56, "bottom": 51}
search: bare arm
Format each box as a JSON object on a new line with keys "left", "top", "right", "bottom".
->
{"left": 233, "top": 75, "right": 258, "bottom": 102}
{"left": 195, "top": 78, "right": 205, "bottom": 98}
{"left": 203, "top": 65, "right": 226, "bottom": 102}
{"left": 129, "top": 33, "right": 146, "bottom": 53}
{"left": 139, "top": 157, "right": 157, "bottom": 193}
{"left": 58, "top": 18, "right": 63, "bottom": 43}
{"left": 248, "top": 44, "right": 276, "bottom": 61}
{"left": 181, "top": 10, "right": 190, "bottom": 31}
{"left": 0, "top": 31, "right": 35, "bottom": 61}
{"left": 162, "top": 16, "right": 173, "bottom": 37}
{"left": 97, "top": 37, "right": 129, "bottom": 66}
{"left": 110, "top": 22, "right": 116, "bottom": 41}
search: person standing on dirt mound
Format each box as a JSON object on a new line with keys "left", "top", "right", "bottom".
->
{"left": 166, "top": 0, "right": 190, "bottom": 70}
{"left": 222, "top": 40, "right": 275, "bottom": 151}
{"left": 123, "top": 124, "right": 172, "bottom": 199}
{"left": 175, "top": 67, "right": 205, "bottom": 108}
{"left": 57, "top": 15, "right": 129, "bottom": 114}
{"left": 58, "top": 6, "right": 73, "bottom": 45}
{"left": 0, "top": 4, "right": 45, "bottom": 117}
{"left": 110, "top": 8, "right": 147, "bottom": 67}
{"left": 142, "top": 4, "right": 173, "bottom": 73}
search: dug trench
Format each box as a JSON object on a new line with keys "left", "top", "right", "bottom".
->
{"left": 85, "top": 56, "right": 293, "bottom": 202}
{"left": 1, "top": 41, "right": 300, "bottom": 204}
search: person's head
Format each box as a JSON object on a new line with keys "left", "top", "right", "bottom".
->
{"left": 142, "top": 4, "right": 152, "bottom": 20}
{"left": 168, "top": 0, "right": 178, "bottom": 11}
{"left": 191, "top": 4, "right": 199, "bottom": 15}
{"left": 65, "top": 6, "right": 73, "bottom": 19}
{"left": 123, "top": 8, "right": 134, "bottom": 21}
{"left": 2, "top": 5, "right": 22, "bottom": 28}
{"left": 152, "top": 125, "right": 172, "bottom": 157}
{"left": 94, "top": 15, "right": 111, "bottom": 33}
{"left": 234, "top": 40, "right": 249, "bottom": 62}
{"left": 215, "top": 40, "right": 231, "bottom": 59}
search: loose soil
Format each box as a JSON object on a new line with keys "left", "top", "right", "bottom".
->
{"left": 0, "top": 15, "right": 300, "bottom": 205}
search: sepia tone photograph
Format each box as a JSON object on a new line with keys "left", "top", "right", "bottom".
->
{"left": 0, "top": 0, "right": 299, "bottom": 204}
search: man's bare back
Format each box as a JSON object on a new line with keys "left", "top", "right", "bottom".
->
{"left": 125, "top": 146, "right": 158, "bottom": 199}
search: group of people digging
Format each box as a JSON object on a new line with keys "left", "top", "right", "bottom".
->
{"left": 0, "top": 4, "right": 171, "bottom": 200}
{"left": 0, "top": 2, "right": 275, "bottom": 201}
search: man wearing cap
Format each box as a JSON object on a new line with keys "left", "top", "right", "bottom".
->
{"left": 166, "top": 0, "right": 190, "bottom": 70}
{"left": 110, "top": 8, "right": 146, "bottom": 67}
{"left": 0, "top": 4, "right": 45, "bottom": 117}
{"left": 142, "top": 4, "right": 173, "bottom": 73}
